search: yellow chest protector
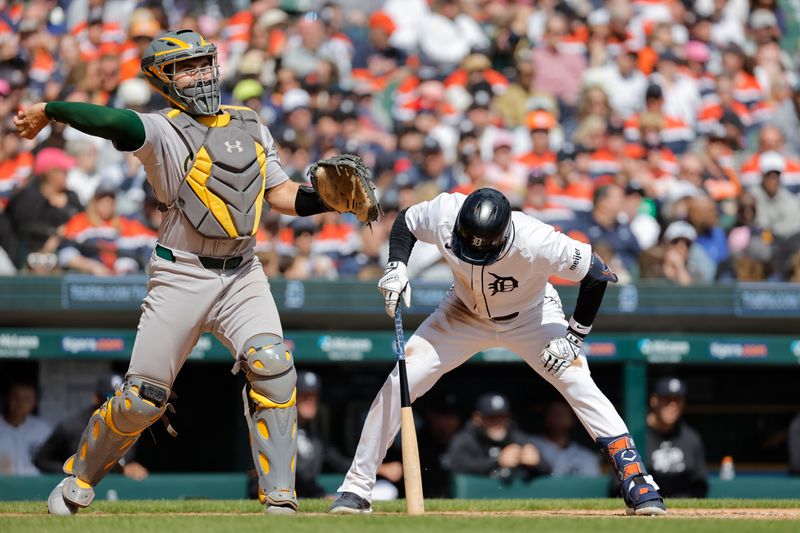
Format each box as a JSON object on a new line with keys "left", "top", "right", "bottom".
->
{"left": 160, "top": 106, "right": 267, "bottom": 240}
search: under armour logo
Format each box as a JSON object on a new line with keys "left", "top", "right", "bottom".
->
{"left": 224, "top": 140, "right": 243, "bottom": 153}
{"left": 472, "top": 236, "right": 483, "bottom": 247}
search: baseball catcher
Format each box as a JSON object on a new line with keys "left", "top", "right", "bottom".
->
{"left": 15, "top": 28, "right": 377, "bottom": 515}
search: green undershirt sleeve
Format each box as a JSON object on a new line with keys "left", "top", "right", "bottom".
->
{"left": 44, "top": 102, "right": 147, "bottom": 152}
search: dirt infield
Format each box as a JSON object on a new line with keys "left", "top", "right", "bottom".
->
{"left": 429, "top": 508, "right": 800, "bottom": 520}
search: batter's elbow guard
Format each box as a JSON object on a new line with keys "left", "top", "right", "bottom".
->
{"left": 584, "top": 252, "right": 619, "bottom": 286}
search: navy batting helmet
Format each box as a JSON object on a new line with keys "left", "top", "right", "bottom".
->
{"left": 451, "top": 188, "right": 512, "bottom": 265}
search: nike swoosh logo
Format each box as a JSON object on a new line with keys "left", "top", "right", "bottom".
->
{"left": 445, "top": 243, "right": 452, "bottom": 249}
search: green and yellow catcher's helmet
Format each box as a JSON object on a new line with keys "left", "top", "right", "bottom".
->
{"left": 141, "top": 29, "right": 221, "bottom": 115}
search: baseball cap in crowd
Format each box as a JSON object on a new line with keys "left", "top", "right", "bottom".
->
{"left": 130, "top": 18, "right": 160, "bottom": 39}
{"left": 684, "top": 41, "right": 710, "bottom": 63}
{"left": 663, "top": 220, "right": 697, "bottom": 244}
{"left": 369, "top": 11, "right": 396, "bottom": 36}
{"left": 476, "top": 393, "right": 510, "bottom": 416}
{"left": 258, "top": 8, "right": 289, "bottom": 30}
{"left": 94, "top": 181, "right": 117, "bottom": 199}
{"left": 723, "top": 42, "right": 745, "bottom": 57}
{"left": 645, "top": 84, "right": 663, "bottom": 100}
{"left": 233, "top": 79, "right": 264, "bottom": 102}
{"left": 528, "top": 169, "right": 546, "bottom": 185}
{"left": 422, "top": 136, "right": 442, "bottom": 154}
{"left": 526, "top": 110, "right": 556, "bottom": 131}
{"left": 557, "top": 142, "right": 576, "bottom": 162}
{"left": 493, "top": 130, "right": 514, "bottom": 150}
{"left": 423, "top": 390, "right": 460, "bottom": 415}
{"left": 118, "top": 78, "right": 151, "bottom": 108}
{"left": 297, "top": 371, "right": 321, "bottom": 394}
{"left": 34, "top": 147, "right": 76, "bottom": 175}
{"left": 625, "top": 180, "right": 645, "bottom": 196}
{"left": 463, "top": 53, "right": 491, "bottom": 72}
{"left": 282, "top": 88, "right": 311, "bottom": 113}
{"left": 290, "top": 217, "right": 318, "bottom": 236}
{"left": 664, "top": 180, "right": 701, "bottom": 204}
{"left": 759, "top": 151, "right": 786, "bottom": 175}
{"left": 658, "top": 49, "right": 680, "bottom": 64}
{"left": 749, "top": 8, "right": 778, "bottom": 30}
{"left": 469, "top": 89, "right": 493, "bottom": 110}
{"left": 652, "top": 377, "right": 687, "bottom": 398}
{"left": 587, "top": 8, "right": 610, "bottom": 27}
{"left": 95, "top": 374, "right": 124, "bottom": 398}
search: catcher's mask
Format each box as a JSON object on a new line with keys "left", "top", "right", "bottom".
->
{"left": 451, "top": 188, "right": 512, "bottom": 266}
{"left": 141, "top": 29, "right": 220, "bottom": 115}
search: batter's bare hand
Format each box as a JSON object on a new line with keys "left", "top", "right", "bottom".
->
{"left": 378, "top": 261, "right": 411, "bottom": 318}
{"left": 14, "top": 103, "right": 50, "bottom": 140}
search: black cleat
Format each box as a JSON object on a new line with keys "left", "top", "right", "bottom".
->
{"left": 328, "top": 492, "right": 373, "bottom": 514}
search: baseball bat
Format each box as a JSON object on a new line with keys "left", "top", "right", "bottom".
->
{"left": 393, "top": 307, "right": 425, "bottom": 515}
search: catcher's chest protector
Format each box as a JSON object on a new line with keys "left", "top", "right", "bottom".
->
{"left": 160, "top": 106, "right": 267, "bottom": 239}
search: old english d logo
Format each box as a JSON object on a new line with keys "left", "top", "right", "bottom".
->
{"left": 487, "top": 272, "right": 518, "bottom": 295}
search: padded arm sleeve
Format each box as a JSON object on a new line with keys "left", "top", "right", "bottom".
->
{"left": 45, "top": 102, "right": 146, "bottom": 152}
{"left": 571, "top": 252, "right": 618, "bottom": 334}
{"left": 388, "top": 208, "right": 418, "bottom": 264}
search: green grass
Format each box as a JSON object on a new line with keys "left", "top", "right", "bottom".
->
{"left": 1, "top": 499, "right": 798, "bottom": 533}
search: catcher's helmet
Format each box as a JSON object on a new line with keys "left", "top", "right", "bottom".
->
{"left": 451, "top": 188, "right": 512, "bottom": 265}
{"left": 140, "top": 29, "right": 220, "bottom": 115}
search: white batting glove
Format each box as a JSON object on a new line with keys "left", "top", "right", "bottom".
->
{"left": 378, "top": 261, "right": 411, "bottom": 318}
{"left": 541, "top": 329, "right": 584, "bottom": 377}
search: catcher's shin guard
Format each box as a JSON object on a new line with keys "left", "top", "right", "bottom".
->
{"left": 238, "top": 334, "right": 298, "bottom": 511}
{"left": 597, "top": 433, "right": 666, "bottom": 516}
{"left": 66, "top": 377, "right": 170, "bottom": 491}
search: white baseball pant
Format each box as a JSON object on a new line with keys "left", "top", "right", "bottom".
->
{"left": 338, "top": 286, "right": 628, "bottom": 501}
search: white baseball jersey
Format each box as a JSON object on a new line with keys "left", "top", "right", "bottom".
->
{"left": 405, "top": 192, "right": 592, "bottom": 319}
{"left": 131, "top": 111, "right": 289, "bottom": 257}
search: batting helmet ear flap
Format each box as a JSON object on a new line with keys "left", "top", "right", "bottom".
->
{"left": 450, "top": 188, "right": 512, "bottom": 266}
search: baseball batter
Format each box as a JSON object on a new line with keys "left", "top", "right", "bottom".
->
{"left": 329, "top": 188, "right": 666, "bottom": 516}
{"left": 15, "top": 30, "right": 347, "bottom": 515}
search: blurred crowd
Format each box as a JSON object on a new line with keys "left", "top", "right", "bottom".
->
{"left": 3, "top": 0, "right": 800, "bottom": 284}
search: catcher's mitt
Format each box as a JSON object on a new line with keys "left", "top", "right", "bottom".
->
{"left": 308, "top": 154, "right": 382, "bottom": 224}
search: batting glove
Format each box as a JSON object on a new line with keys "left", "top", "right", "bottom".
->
{"left": 378, "top": 261, "right": 411, "bottom": 318}
{"left": 541, "top": 328, "right": 584, "bottom": 377}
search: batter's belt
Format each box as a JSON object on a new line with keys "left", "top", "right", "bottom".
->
{"left": 155, "top": 243, "right": 246, "bottom": 270}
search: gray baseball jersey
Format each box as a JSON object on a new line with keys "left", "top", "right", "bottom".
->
{"left": 132, "top": 109, "right": 289, "bottom": 257}
{"left": 124, "top": 107, "right": 288, "bottom": 387}
{"left": 404, "top": 192, "right": 592, "bottom": 319}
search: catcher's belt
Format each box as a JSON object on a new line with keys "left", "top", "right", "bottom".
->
{"left": 159, "top": 106, "right": 267, "bottom": 240}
